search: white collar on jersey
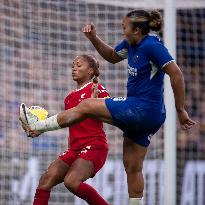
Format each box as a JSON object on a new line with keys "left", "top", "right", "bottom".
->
{"left": 76, "top": 81, "right": 92, "bottom": 92}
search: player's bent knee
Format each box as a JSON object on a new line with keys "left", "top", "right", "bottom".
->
{"left": 64, "top": 174, "right": 80, "bottom": 192}
{"left": 38, "top": 171, "right": 59, "bottom": 190}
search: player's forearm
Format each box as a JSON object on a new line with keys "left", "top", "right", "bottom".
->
{"left": 170, "top": 70, "right": 185, "bottom": 112}
{"left": 89, "top": 35, "right": 117, "bottom": 64}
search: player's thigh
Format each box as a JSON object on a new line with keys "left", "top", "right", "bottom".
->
{"left": 64, "top": 158, "right": 94, "bottom": 183}
{"left": 63, "top": 158, "right": 94, "bottom": 191}
{"left": 78, "top": 98, "right": 114, "bottom": 125}
{"left": 39, "top": 159, "right": 69, "bottom": 186}
{"left": 123, "top": 137, "right": 147, "bottom": 172}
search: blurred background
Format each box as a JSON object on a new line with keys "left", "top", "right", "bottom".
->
{"left": 0, "top": 0, "right": 205, "bottom": 205}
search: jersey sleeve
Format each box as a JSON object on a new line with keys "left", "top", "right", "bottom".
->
{"left": 97, "top": 84, "right": 110, "bottom": 98}
{"left": 145, "top": 42, "right": 174, "bottom": 69}
{"left": 114, "top": 40, "right": 128, "bottom": 59}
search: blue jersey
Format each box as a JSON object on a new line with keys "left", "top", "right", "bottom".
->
{"left": 115, "top": 35, "right": 174, "bottom": 113}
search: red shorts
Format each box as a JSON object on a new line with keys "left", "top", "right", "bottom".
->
{"left": 58, "top": 145, "right": 108, "bottom": 175}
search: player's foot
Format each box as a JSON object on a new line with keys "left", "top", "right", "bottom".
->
{"left": 19, "top": 103, "right": 38, "bottom": 124}
{"left": 19, "top": 103, "right": 40, "bottom": 137}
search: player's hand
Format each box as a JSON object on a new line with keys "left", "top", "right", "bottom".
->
{"left": 177, "top": 109, "right": 196, "bottom": 130}
{"left": 19, "top": 119, "right": 40, "bottom": 138}
{"left": 82, "top": 23, "right": 96, "bottom": 40}
{"left": 27, "top": 129, "right": 41, "bottom": 138}
{"left": 91, "top": 83, "right": 99, "bottom": 98}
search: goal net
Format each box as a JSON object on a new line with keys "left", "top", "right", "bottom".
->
{"left": 1, "top": 0, "right": 205, "bottom": 205}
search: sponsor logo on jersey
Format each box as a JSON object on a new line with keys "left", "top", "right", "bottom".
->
{"left": 112, "top": 97, "right": 126, "bottom": 101}
{"left": 128, "top": 64, "right": 138, "bottom": 76}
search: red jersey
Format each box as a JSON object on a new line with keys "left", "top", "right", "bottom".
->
{"left": 64, "top": 82, "right": 110, "bottom": 150}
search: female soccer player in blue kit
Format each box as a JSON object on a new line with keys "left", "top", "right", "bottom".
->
{"left": 20, "top": 10, "right": 195, "bottom": 205}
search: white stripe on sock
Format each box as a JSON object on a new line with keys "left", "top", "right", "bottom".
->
{"left": 129, "top": 198, "right": 143, "bottom": 205}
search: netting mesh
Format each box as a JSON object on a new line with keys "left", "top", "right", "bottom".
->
{"left": 176, "top": 9, "right": 205, "bottom": 205}
{"left": 1, "top": 1, "right": 205, "bottom": 205}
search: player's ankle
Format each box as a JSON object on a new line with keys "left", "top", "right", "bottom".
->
{"left": 34, "top": 114, "right": 61, "bottom": 133}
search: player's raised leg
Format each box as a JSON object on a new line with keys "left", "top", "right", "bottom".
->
{"left": 19, "top": 98, "right": 114, "bottom": 137}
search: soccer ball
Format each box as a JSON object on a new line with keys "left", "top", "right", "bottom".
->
{"left": 28, "top": 106, "right": 48, "bottom": 121}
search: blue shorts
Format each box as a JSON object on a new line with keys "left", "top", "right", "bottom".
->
{"left": 105, "top": 97, "right": 166, "bottom": 147}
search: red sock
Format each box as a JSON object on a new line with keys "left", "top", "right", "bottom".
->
{"left": 33, "top": 189, "right": 50, "bottom": 205}
{"left": 75, "top": 182, "right": 109, "bottom": 205}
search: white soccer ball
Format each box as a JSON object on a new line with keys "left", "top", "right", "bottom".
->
{"left": 28, "top": 106, "right": 48, "bottom": 121}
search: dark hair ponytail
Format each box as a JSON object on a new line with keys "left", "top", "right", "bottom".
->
{"left": 149, "top": 10, "right": 163, "bottom": 32}
{"left": 126, "top": 9, "right": 163, "bottom": 34}
{"left": 92, "top": 60, "right": 99, "bottom": 84}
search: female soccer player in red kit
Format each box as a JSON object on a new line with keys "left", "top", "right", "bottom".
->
{"left": 32, "top": 55, "right": 110, "bottom": 205}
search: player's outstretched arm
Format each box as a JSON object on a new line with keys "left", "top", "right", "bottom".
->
{"left": 82, "top": 23, "right": 122, "bottom": 64}
{"left": 163, "top": 62, "right": 196, "bottom": 130}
